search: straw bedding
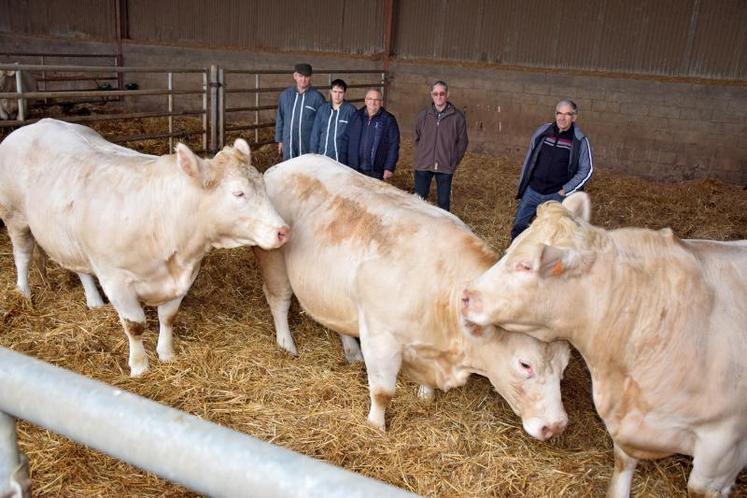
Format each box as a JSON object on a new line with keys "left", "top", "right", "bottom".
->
{"left": 0, "top": 114, "right": 746, "bottom": 497}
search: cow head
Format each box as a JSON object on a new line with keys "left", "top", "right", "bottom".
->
{"left": 465, "top": 325, "right": 571, "bottom": 440}
{"left": 176, "top": 139, "right": 289, "bottom": 250}
{"left": 461, "top": 192, "right": 595, "bottom": 341}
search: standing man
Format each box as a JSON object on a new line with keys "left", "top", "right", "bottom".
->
{"left": 510, "top": 99, "right": 593, "bottom": 240}
{"left": 310, "top": 78, "right": 356, "bottom": 161}
{"left": 275, "top": 63, "right": 326, "bottom": 161}
{"left": 339, "top": 88, "right": 399, "bottom": 181}
{"left": 412, "top": 80, "right": 468, "bottom": 212}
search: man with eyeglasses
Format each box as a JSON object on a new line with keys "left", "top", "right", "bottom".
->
{"left": 339, "top": 88, "right": 400, "bottom": 181}
{"left": 510, "top": 99, "right": 593, "bottom": 240}
{"left": 412, "top": 80, "right": 469, "bottom": 212}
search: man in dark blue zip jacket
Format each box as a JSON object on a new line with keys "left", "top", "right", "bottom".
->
{"left": 310, "top": 79, "right": 356, "bottom": 162}
{"left": 510, "top": 99, "right": 593, "bottom": 240}
{"left": 338, "top": 88, "right": 400, "bottom": 181}
{"left": 275, "top": 63, "right": 326, "bottom": 161}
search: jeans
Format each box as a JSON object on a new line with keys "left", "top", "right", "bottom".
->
{"left": 414, "top": 170, "right": 454, "bottom": 212}
{"left": 510, "top": 186, "right": 564, "bottom": 240}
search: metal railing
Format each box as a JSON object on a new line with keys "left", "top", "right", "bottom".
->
{"left": 1, "top": 63, "right": 388, "bottom": 154}
{"left": 0, "top": 63, "right": 209, "bottom": 152}
{"left": 0, "top": 347, "right": 417, "bottom": 498}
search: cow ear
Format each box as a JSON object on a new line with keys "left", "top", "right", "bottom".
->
{"left": 176, "top": 143, "right": 211, "bottom": 185}
{"left": 562, "top": 192, "right": 591, "bottom": 222}
{"left": 233, "top": 138, "right": 251, "bottom": 159}
{"left": 539, "top": 244, "right": 595, "bottom": 278}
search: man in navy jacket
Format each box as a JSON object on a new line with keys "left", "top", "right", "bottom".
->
{"left": 339, "top": 89, "right": 400, "bottom": 181}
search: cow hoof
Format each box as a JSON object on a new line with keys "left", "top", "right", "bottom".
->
{"left": 417, "top": 385, "right": 435, "bottom": 401}
{"left": 16, "top": 286, "right": 31, "bottom": 299}
{"left": 129, "top": 363, "right": 149, "bottom": 377}
{"left": 277, "top": 339, "right": 298, "bottom": 356}
{"left": 157, "top": 350, "right": 175, "bottom": 362}
{"left": 344, "top": 350, "right": 364, "bottom": 364}
{"left": 367, "top": 415, "right": 387, "bottom": 432}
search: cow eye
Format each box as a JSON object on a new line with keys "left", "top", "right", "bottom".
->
{"left": 233, "top": 191, "right": 245, "bottom": 198}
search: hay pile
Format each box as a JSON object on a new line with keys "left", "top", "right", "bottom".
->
{"left": 0, "top": 122, "right": 746, "bottom": 497}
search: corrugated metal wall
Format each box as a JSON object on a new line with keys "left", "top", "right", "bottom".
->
{"left": 395, "top": 0, "right": 746, "bottom": 80}
{"left": 0, "top": 0, "right": 743, "bottom": 80}
{"left": 0, "top": 0, "right": 116, "bottom": 40}
{"left": 126, "top": 0, "right": 384, "bottom": 54}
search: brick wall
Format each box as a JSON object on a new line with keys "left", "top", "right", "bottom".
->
{"left": 388, "top": 61, "right": 747, "bottom": 185}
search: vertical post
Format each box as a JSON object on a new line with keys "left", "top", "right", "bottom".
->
{"left": 218, "top": 67, "right": 225, "bottom": 150}
{"left": 202, "top": 69, "right": 208, "bottom": 153}
{"left": 209, "top": 64, "right": 218, "bottom": 153}
{"left": 0, "top": 412, "right": 25, "bottom": 498}
{"left": 254, "top": 73, "right": 260, "bottom": 144}
{"left": 380, "top": 72, "right": 386, "bottom": 105}
{"left": 167, "top": 72, "right": 174, "bottom": 151}
{"left": 15, "top": 70, "right": 25, "bottom": 122}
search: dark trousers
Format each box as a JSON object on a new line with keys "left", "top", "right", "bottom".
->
{"left": 414, "top": 170, "right": 454, "bottom": 212}
{"left": 510, "top": 185, "right": 564, "bottom": 240}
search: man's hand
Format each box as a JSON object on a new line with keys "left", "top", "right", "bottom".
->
{"left": 559, "top": 188, "right": 566, "bottom": 196}
{"left": 383, "top": 170, "right": 394, "bottom": 180}
{"left": 277, "top": 142, "right": 283, "bottom": 156}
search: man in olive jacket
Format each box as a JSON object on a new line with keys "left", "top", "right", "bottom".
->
{"left": 413, "top": 81, "right": 469, "bottom": 212}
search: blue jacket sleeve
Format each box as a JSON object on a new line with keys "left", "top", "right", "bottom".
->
{"left": 274, "top": 91, "right": 285, "bottom": 143}
{"left": 384, "top": 116, "right": 400, "bottom": 172}
{"left": 564, "top": 137, "right": 593, "bottom": 195}
{"left": 310, "top": 107, "right": 324, "bottom": 154}
{"left": 338, "top": 118, "right": 351, "bottom": 165}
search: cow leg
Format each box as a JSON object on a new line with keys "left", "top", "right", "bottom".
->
{"left": 100, "top": 281, "right": 148, "bottom": 377}
{"left": 687, "top": 435, "right": 744, "bottom": 497}
{"left": 77, "top": 273, "right": 105, "bottom": 308}
{"left": 417, "top": 385, "right": 435, "bottom": 400}
{"left": 358, "top": 313, "right": 402, "bottom": 431}
{"left": 6, "top": 223, "right": 35, "bottom": 298}
{"left": 339, "top": 334, "right": 363, "bottom": 363}
{"left": 253, "top": 247, "right": 297, "bottom": 355}
{"left": 156, "top": 295, "right": 184, "bottom": 362}
{"left": 607, "top": 444, "right": 638, "bottom": 498}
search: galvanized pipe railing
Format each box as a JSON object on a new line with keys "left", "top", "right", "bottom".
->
{"left": 0, "top": 347, "right": 417, "bottom": 498}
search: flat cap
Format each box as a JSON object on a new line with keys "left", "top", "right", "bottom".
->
{"left": 294, "top": 63, "right": 312, "bottom": 76}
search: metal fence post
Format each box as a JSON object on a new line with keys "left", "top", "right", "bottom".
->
{"left": 167, "top": 72, "right": 174, "bottom": 151}
{"left": 254, "top": 73, "right": 260, "bottom": 144}
{"left": 218, "top": 66, "right": 225, "bottom": 150}
{"left": 15, "top": 70, "right": 25, "bottom": 122}
{"left": 202, "top": 69, "right": 208, "bottom": 153}
{"left": 209, "top": 64, "right": 219, "bottom": 153}
{"left": 0, "top": 412, "right": 29, "bottom": 498}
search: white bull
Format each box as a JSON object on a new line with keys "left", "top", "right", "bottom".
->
{"left": 462, "top": 193, "right": 747, "bottom": 497}
{"left": 254, "top": 154, "right": 570, "bottom": 438}
{"left": 0, "top": 118, "right": 289, "bottom": 376}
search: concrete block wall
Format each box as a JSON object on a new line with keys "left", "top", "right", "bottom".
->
{"left": 388, "top": 61, "right": 747, "bottom": 185}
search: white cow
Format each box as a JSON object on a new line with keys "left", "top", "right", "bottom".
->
{"left": 462, "top": 193, "right": 747, "bottom": 497}
{"left": 0, "top": 119, "right": 289, "bottom": 376}
{"left": 254, "top": 154, "right": 570, "bottom": 438}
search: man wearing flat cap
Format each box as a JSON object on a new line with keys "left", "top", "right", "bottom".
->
{"left": 275, "top": 63, "right": 326, "bottom": 161}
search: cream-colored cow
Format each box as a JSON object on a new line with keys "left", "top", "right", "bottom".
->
{"left": 0, "top": 119, "right": 289, "bottom": 376}
{"left": 254, "top": 154, "right": 570, "bottom": 438}
{"left": 462, "top": 193, "right": 747, "bottom": 497}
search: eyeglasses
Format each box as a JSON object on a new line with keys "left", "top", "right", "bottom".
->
{"left": 431, "top": 92, "right": 447, "bottom": 96}
{"left": 365, "top": 98, "right": 382, "bottom": 102}
{"left": 555, "top": 111, "right": 576, "bottom": 117}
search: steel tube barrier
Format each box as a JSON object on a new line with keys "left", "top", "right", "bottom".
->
{"left": 0, "top": 348, "right": 417, "bottom": 498}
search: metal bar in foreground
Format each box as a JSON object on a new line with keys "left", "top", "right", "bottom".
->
{"left": 0, "top": 347, "right": 417, "bottom": 498}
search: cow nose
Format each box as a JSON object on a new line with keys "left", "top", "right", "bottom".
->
{"left": 461, "top": 289, "right": 482, "bottom": 315}
{"left": 540, "top": 420, "right": 567, "bottom": 440}
{"left": 277, "top": 226, "right": 290, "bottom": 245}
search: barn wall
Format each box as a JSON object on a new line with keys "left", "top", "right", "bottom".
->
{"left": 388, "top": 61, "right": 747, "bottom": 184}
